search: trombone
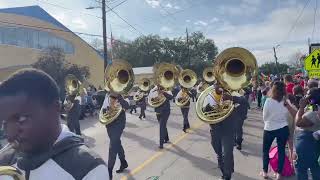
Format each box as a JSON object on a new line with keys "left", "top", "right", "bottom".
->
{"left": 99, "top": 59, "right": 134, "bottom": 125}
{"left": 0, "top": 142, "right": 24, "bottom": 180}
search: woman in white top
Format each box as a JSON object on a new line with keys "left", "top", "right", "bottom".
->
{"left": 261, "top": 81, "right": 297, "bottom": 180}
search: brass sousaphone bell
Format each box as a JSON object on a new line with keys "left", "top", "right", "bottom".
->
{"left": 148, "top": 62, "right": 179, "bottom": 108}
{"left": 175, "top": 69, "right": 197, "bottom": 107}
{"left": 133, "top": 78, "right": 151, "bottom": 101}
{"left": 99, "top": 59, "right": 134, "bottom": 125}
{"left": 196, "top": 47, "right": 257, "bottom": 124}
{"left": 197, "top": 66, "right": 215, "bottom": 94}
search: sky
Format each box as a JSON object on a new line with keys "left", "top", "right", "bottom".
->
{"left": 0, "top": 0, "right": 319, "bottom": 65}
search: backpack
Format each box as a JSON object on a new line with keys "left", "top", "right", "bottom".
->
{"left": 269, "top": 146, "right": 294, "bottom": 177}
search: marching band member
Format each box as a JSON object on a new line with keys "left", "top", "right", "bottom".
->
{"left": 137, "top": 91, "right": 148, "bottom": 120}
{"left": 204, "top": 84, "right": 246, "bottom": 180}
{"left": 150, "top": 85, "right": 173, "bottom": 149}
{"left": 0, "top": 69, "right": 109, "bottom": 180}
{"left": 101, "top": 92, "right": 129, "bottom": 179}
{"left": 177, "top": 87, "right": 192, "bottom": 132}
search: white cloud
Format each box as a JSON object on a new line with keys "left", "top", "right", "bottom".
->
{"left": 145, "top": 0, "right": 160, "bottom": 8}
{"left": 242, "top": 0, "right": 261, "bottom": 6}
{"left": 165, "top": 3, "right": 180, "bottom": 10}
{"left": 72, "top": 18, "right": 88, "bottom": 30}
{"left": 52, "top": 12, "right": 66, "bottom": 24}
{"left": 165, "top": 3, "right": 172, "bottom": 8}
{"left": 160, "top": 26, "right": 173, "bottom": 33}
{"left": 194, "top": 20, "right": 208, "bottom": 26}
{"left": 209, "top": 5, "right": 313, "bottom": 64}
{"left": 210, "top": 17, "right": 219, "bottom": 23}
{"left": 218, "top": 0, "right": 261, "bottom": 16}
{"left": 174, "top": 6, "right": 181, "bottom": 10}
{"left": 186, "top": 19, "right": 191, "bottom": 23}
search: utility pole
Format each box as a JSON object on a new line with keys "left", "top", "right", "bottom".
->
{"left": 186, "top": 28, "right": 190, "bottom": 67}
{"left": 273, "top": 46, "right": 280, "bottom": 76}
{"left": 102, "top": 0, "right": 108, "bottom": 70}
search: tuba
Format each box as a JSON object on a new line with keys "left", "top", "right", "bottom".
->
{"left": 0, "top": 142, "right": 24, "bottom": 180}
{"left": 197, "top": 67, "right": 215, "bottom": 94}
{"left": 65, "top": 74, "right": 81, "bottom": 96}
{"left": 175, "top": 69, "right": 197, "bottom": 107}
{"left": 196, "top": 47, "right": 257, "bottom": 124}
{"left": 148, "top": 63, "right": 178, "bottom": 108}
{"left": 62, "top": 74, "right": 82, "bottom": 119}
{"left": 99, "top": 60, "right": 134, "bottom": 125}
{"left": 133, "top": 78, "right": 151, "bottom": 101}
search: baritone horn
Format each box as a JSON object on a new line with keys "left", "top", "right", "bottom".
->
{"left": 175, "top": 69, "right": 197, "bottom": 107}
{"left": 134, "top": 78, "right": 151, "bottom": 101}
{"left": 0, "top": 142, "right": 25, "bottom": 180}
{"left": 196, "top": 47, "right": 257, "bottom": 124}
{"left": 99, "top": 59, "right": 134, "bottom": 125}
{"left": 148, "top": 63, "right": 178, "bottom": 108}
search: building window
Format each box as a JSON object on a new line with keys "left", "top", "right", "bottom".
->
{"left": 0, "top": 26, "right": 74, "bottom": 54}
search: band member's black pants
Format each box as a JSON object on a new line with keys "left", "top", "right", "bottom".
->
{"left": 139, "top": 108, "right": 146, "bottom": 118}
{"left": 130, "top": 105, "right": 137, "bottom": 114}
{"left": 67, "top": 118, "right": 81, "bottom": 136}
{"left": 106, "top": 118, "right": 126, "bottom": 171}
{"left": 210, "top": 124, "right": 235, "bottom": 178}
{"left": 157, "top": 113, "right": 170, "bottom": 144}
{"left": 235, "top": 118, "right": 245, "bottom": 145}
{"left": 180, "top": 108, "right": 190, "bottom": 128}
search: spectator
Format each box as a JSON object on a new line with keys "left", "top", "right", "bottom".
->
{"left": 261, "top": 81, "right": 297, "bottom": 180}
{"left": 284, "top": 74, "right": 295, "bottom": 95}
{"left": 294, "top": 88, "right": 320, "bottom": 180}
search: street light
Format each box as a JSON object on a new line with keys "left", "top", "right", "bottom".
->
{"left": 85, "top": 6, "right": 101, "bottom": 10}
{"left": 86, "top": 0, "right": 108, "bottom": 71}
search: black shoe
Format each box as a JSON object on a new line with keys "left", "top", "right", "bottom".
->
{"left": 236, "top": 144, "right": 242, "bottom": 150}
{"left": 108, "top": 167, "right": 113, "bottom": 179}
{"left": 159, "top": 144, "right": 163, "bottom": 149}
{"left": 183, "top": 124, "right": 187, "bottom": 133}
{"left": 116, "top": 160, "right": 128, "bottom": 173}
{"left": 139, "top": 116, "right": 142, "bottom": 120}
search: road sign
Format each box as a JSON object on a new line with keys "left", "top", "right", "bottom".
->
{"left": 304, "top": 49, "right": 320, "bottom": 71}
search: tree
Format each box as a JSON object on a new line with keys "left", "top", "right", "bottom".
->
{"left": 111, "top": 32, "right": 218, "bottom": 76}
{"left": 32, "top": 47, "right": 90, "bottom": 99}
{"left": 259, "top": 62, "right": 290, "bottom": 75}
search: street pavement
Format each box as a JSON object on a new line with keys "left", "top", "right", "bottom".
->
{"left": 80, "top": 101, "right": 297, "bottom": 180}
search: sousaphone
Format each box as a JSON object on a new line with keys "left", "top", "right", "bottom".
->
{"left": 175, "top": 69, "right": 197, "bottom": 107}
{"left": 196, "top": 47, "right": 257, "bottom": 124}
{"left": 99, "top": 59, "right": 134, "bottom": 125}
{"left": 133, "top": 78, "right": 152, "bottom": 101}
{"left": 148, "top": 62, "right": 179, "bottom": 108}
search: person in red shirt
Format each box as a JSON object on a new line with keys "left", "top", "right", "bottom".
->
{"left": 296, "top": 76, "right": 305, "bottom": 88}
{"left": 284, "top": 74, "right": 295, "bottom": 95}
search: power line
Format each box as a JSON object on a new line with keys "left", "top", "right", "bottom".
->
{"left": 34, "top": 0, "right": 102, "bottom": 19}
{"left": 105, "top": 4, "right": 145, "bottom": 36}
{"left": 312, "top": 0, "right": 318, "bottom": 41}
{"left": 0, "top": 20, "right": 130, "bottom": 44}
{"left": 106, "top": 0, "right": 129, "bottom": 13}
{"left": 280, "top": 0, "right": 311, "bottom": 45}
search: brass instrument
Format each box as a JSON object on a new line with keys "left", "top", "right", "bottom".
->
{"left": 62, "top": 74, "right": 82, "bottom": 119}
{"left": 175, "top": 69, "right": 197, "bottom": 107}
{"left": 196, "top": 47, "right": 257, "bottom": 124}
{"left": 148, "top": 63, "right": 178, "bottom": 108}
{"left": 99, "top": 60, "right": 134, "bottom": 125}
{"left": 197, "top": 67, "right": 215, "bottom": 94}
{"left": 133, "top": 78, "right": 151, "bottom": 101}
{"left": 0, "top": 142, "right": 24, "bottom": 180}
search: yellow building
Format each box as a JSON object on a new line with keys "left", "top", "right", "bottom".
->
{"left": 0, "top": 6, "right": 104, "bottom": 87}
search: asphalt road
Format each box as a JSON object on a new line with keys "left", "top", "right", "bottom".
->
{"left": 80, "top": 101, "right": 297, "bottom": 180}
